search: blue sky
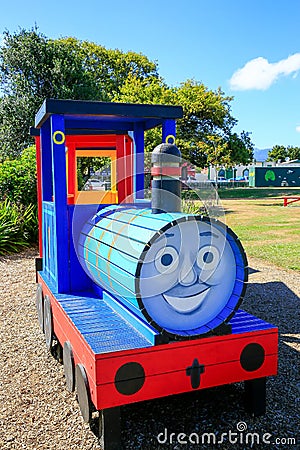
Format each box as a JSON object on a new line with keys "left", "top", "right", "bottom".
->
{"left": 1, "top": 0, "right": 300, "bottom": 149}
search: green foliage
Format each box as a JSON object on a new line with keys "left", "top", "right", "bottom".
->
{"left": 181, "top": 198, "right": 203, "bottom": 215}
{"left": 267, "top": 145, "right": 300, "bottom": 162}
{"left": 267, "top": 145, "right": 288, "bottom": 162}
{"left": 0, "top": 27, "right": 255, "bottom": 167}
{"left": 0, "top": 95, "right": 35, "bottom": 160}
{"left": 0, "top": 200, "right": 27, "bottom": 254}
{"left": 115, "top": 76, "right": 253, "bottom": 167}
{"left": 227, "top": 131, "right": 254, "bottom": 164}
{"left": 0, "top": 28, "right": 158, "bottom": 158}
{"left": 77, "top": 156, "right": 111, "bottom": 190}
{"left": 0, "top": 199, "right": 37, "bottom": 255}
{"left": 0, "top": 144, "right": 38, "bottom": 253}
{"left": 288, "top": 146, "right": 300, "bottom": 160}
{"left": 50, "top": 38, "right": 158, "bottom": 101}
{"left": 0, "top": 146, "right": 37, "bottom": 206}
{"left": 175, "top": 81, "right": 236, "bottom": 166}
{"left": 21, "top": 202, "right": 38, "bottom": 243}
{"left": 197, "top": 135, "right": 229, "bottom": 168}
{"left": 176, "top": 80, "right": 236, "bottom": 135}
{"left": 114, "top": 74, "right": 176, "bottom": 153}
{"left": 185, "top": 130, "right": 253, "bottom": 169}
{"left": 115, "top": 73, "right": 175, "bottom": 104}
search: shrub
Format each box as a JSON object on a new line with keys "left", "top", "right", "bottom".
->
{"left": 0, "top": 200, "right": 28, "bottom": 254}
{"left": 0, "top": 146, "right": 37, "bottom": 206}
{"left": 20, "top": 203, "right": 38, "bottom": 243}
{"left": 0, "top": 200, "right": 38, "bottom": 255}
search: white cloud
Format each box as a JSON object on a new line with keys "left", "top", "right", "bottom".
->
{"left": 230, "top": 53, "right": 300, "bottom": 91}
{"left": 296, "top": 125, "right": 300, "bottom": 133}
{"left": 0, "top": 34, "right": 3, "bottom": 47}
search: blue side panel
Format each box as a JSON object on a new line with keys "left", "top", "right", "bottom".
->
{"left": 42, "top": 201, "right": 57, "bottom": 290}
{"left": 68, "top": 204, "right": 98, "bottom": 293}
{"left": 50, "top": 115, "right": 69, "bottom": 293}
{"left": 69, "top": 203, "right": 123, "bottom": 293}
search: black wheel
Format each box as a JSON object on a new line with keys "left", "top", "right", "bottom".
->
{"left": 63, "top": 341, "right": 75, "bottom": 392}
{"left": 75, "top": 364, "right": 92, "bottom": 423}
{"left": 245, "top": 377, "right": 266, "bottom": 416}
{"left": 51, "top": 341, "right": 63, "bottom": 364}
{"left": 36, "top": 283, "right": 44, "bottom": 332}
{"left": 98, "top": 407, "right": 121, "bottom": 450}
{"left": 44, "top": 295, "right": 53, "bottom": 351}
{"left": 98, "top": 411, "right": 103, "bottom": 440}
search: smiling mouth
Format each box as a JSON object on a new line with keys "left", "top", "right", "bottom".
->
{"left": 163, "top": 287, "right": 210, "bottom": 313}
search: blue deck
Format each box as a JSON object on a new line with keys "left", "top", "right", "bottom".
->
{"left": 42, "top": 275, "right": 277, "bottom": 355}
{"left": 56, "top": 294, "right": 153, "bottom": 353}
{"left": 230, "top": 310, "right": 276, "bottom": 334}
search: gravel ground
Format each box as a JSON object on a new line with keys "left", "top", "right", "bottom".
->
{"left": 0, "top": 249, "right": 299, "bottom": 450}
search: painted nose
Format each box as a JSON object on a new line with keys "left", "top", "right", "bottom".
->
{"left": 179, "top": 256, "right": 197, "bottom": 286}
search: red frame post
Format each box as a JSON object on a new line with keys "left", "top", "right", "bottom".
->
{"left": 35, "top": 136, "right": 43, "bottom": 256}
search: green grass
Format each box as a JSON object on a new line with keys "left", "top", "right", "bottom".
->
{"left": 218, "top": 187, "right": 300, "bottom": 199}
{"left": 247, "top": 242, "right": 300, "bottom": 271}
{"left": 222, "top": 199, "right": 300, "bottom": 271}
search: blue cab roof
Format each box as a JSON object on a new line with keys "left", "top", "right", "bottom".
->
{"left": 34, "top": 98, "right": 183, "bottom": 132}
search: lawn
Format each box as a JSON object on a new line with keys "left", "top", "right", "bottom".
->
{"left": 220, "top": 198, "right": 300, "bottom": 271}
{"left": 218, "top": 186, "right": 300, "bottom": 199}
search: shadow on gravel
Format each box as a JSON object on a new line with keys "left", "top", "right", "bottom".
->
{"left": 117, "top": 281, "right": 299, "bottom": 450}
{"left": 244, "top": 281, "right": 299, "bottom": 335}
{"left": 248, "top": 266, "right": 260, "bottom": 275}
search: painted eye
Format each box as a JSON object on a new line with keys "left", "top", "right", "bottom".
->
{"left": 155, "top": 247, "right": 179, "bottom": 274}
{"left": 197, "top": 245, "right": 220, "bottom": 271}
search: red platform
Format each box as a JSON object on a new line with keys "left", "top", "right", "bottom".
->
{"left": 39, "top": 274, "right": 278, "bottom": 411}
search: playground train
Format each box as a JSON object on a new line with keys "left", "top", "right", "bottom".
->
{"left": 31, "top": 99, "right": 278, "bottom": 450}
{"left": 79, "top": 204, "right": 247, "bottom": 339}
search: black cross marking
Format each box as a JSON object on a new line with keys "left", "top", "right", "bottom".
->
{"left": 186, "top": 358, "right": 205, "bottom": 389}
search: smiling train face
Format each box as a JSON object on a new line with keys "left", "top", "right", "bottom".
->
{"left": 137, "top": 217, "right": 247, "bottom": 337}
{"left": 79, "top": 207, "right": 248, "bottom": 339}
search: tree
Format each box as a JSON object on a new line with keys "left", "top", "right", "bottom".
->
{"left": 197, "top": 135, "right": 228, "bottom": 168}
{"left": 195, "top": 131, "right": 253, "bottom": 169}
{"left": 0, "top": 28, "right": 159, "bottom": 159}
{"left": 115, "top": 76, "right": 253, "bottom": 167}
{"left": 114, "top": 74, "right": 177, "bottom": 153}
{"left": 51, "top": 37, "right": 159, "bottom": 101}
{"left": 0, "top": 95, "right": 37, "bottom": 160}
{"left": 287, "top": 146, "right": 300, "bottom": 161}
{"left": 0, "top": 27, "right": 254, "bottom": 167}
{"left": 0, "top": 28, "right": 97, "bottom": 158}
{"left": 226, "top": 131, "right": 254, "bottom": 165}
{"left": 267, "top": 145, "right": 288, "bottom": 162}
{"left": 267, "top": 145, "right": 300, "bottom": 162}
{"left": 0, "top": 146, "right": 37, "bottom": 206}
